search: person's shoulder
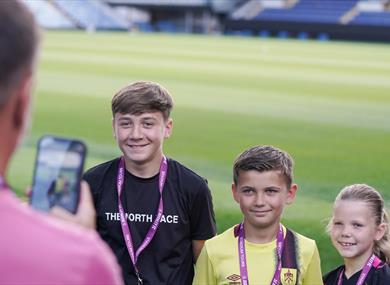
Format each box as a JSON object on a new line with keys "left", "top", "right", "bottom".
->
{"left": 374, "top": 262, "right": 390, "bottom": 283}
{"left": 84, "top": 157, "right": 120, "bottom": 179}
{"left": 168, "top": 158, "right": 205, "bottom": 180}
{"left": 10, "top": 197, "right": 113, "bottom": 258}
{"left": 1, "top": 195, "right": 122, "bottom": 284}
{"left": 44, "top": 217, "right": 123, "bottom": 283}
{"left": 41, "top": 211, "right": 119, "bottom": 263}
{"left": 34, "top": 206, "right": 101, "bottom": 244}
{"left": 288, "top": 227, "right": 317, "bottom": 247}
{"left": 205, "top": 226, "right": 236, "bottom": 249}
{"left": 323, "top": 265, "right": 343, "bottom": 285}
{"left": 285, "top": 226, "right": 319, "bottom": 259}
{"left": 167, "top": 157, "right": 208, "bottom": 185}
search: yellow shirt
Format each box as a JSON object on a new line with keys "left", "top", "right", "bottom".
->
{"left": 193, "top": 225, "right": 323, "bottom": 285}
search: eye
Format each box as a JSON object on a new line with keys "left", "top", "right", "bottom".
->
{"left": 333, "top": 221, "right": 342, "bottom": 226}
{"left": 265, "top": 188, "right": 278, "bottom": 194}
{"left": 119, "top": 121, "right": 131, "bottom": 127}
{"left": 143, "top": 121, "right": 154, "bottom": 128}
{"left": 241, "top": 188, "right": 255, "bottom": 195}
{"left": 352, "top": 223, "right": 363, "bottom": 228}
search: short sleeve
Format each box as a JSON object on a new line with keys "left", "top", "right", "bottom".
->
{"left": 193, "top": 244, "right": 216, "bottom": 285}
{"left": 82, "top": 159, "right": 118, "bottom": 210}
{"left": 189, "top": 180, "right": 216, "bottom": 240}
{"left": 302, "top": 242, "right": 323, "bottom": 285}
{"left": 82, "top": 168, "right": 100, "bottom": 210}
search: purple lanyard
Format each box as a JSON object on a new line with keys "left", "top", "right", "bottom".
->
{"left": 0, "top": 176, "right": 8, "bottom": 191}
{"left": 238, "top": 222, "right": 284, "bottom": 285}
{"left": 117, "top": 156, "right": 168, "bottom": 285}
{"left": 336, "top": 254, "right": 380, "bottom": 285}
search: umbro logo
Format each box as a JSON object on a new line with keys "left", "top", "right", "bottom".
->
{"left": 226, "top": 274, "right": 241, "bottom": 285}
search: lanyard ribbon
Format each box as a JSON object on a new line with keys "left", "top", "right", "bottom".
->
{"left": 117, "top": 156, "right": 168, "bottom": 285}
{"left": 337, "top": 254, "right": 381, "bottom": 285}
{"left": 0, "top": 176, "right": 8, "bottom": 191}
{"left": 238, "top": 223, "right": 284, "bottom": 285}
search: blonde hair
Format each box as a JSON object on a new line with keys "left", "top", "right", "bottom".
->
{"left": 329, "top": 184, "right": 390, "bottom": 264}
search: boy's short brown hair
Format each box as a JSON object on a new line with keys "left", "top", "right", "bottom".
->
{"left": 233, "top": 145, "right": 294, "bottom": 188}
{"left": 111, "top": 81, "right": 173, "bottom": 120}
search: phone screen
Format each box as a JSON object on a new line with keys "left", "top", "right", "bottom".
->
{"left": 30, "top": 136, "right": 86, "bottom": 213}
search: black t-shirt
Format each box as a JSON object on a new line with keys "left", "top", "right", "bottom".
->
{"left": 83, "top": 157, "right": 216, "bottom": 285}
{"left": 323, "top": 263, "right": 390, "bottom": 285}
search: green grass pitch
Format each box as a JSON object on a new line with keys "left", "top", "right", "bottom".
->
{"left": 8, "top": 31, "right": 390, "bottom": 274}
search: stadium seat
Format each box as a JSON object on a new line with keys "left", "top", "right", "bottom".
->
{"left": 53, "top": 0, "right": 128, "bottom": 30}
{"left": 252, "top": 0, "right": 357, "bottom": 24}
{"left": 23, "top": 0, "right": 75, "bottom": 29}
{"left": 351, "top": 11, "right": 390, "bottom": 26}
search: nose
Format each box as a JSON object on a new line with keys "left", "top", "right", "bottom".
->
{"left": 130, "top": 124, "right": 143, "bottom": 139}
{"left": 254, "top": 192, "right": 266, "bottom": 206}
{"left": 341, "top": 226, "right": 351, "bottom": 238}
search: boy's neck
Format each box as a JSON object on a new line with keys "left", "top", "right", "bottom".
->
{"left": 244, "top": 220, "right": 281, "bottom": 244}
{"left": 343, "top": 251, "right": 373, "bottom": 279}
{"left": 124, "top": 153, "right": 164, "bottom": 178}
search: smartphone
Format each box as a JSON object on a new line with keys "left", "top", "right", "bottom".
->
{"left": 30, "top": 135, "right": 87, "bottom": 214}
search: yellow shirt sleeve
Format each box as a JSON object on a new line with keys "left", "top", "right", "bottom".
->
{"left": 193, "top": 244, "right": 217, "bottom": 285}
{"left": 302, "top": 242, "right": 323, "bottom": 285}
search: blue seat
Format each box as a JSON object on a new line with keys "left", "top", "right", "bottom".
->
{"left": 254, "top": 0, "right": 357, "bottom": 24}
{"left": 23, "top": 0, "right": 75, "bottom": 29}
{"left": 351, "top": 11, "right": 390, "bottom": 26}
{"left": 53, "top": 0, "right": 127, "bottom": 30}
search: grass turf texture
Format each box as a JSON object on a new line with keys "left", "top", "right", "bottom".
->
{"left": 8, "top": 31, "right": 390, "bottom": 274}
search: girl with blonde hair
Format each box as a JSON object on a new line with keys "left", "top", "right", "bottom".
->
{"left": 323, "top": 184, "right": 390, "bottom": 285}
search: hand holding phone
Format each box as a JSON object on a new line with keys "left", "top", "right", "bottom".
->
{"left": 30, "top": 135, "right": 86, "bottom": 214}
{"left": 50, "top": 181, "right": 96, "bottom": 229}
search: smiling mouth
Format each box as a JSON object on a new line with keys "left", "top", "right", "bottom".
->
{"left": 338, "top": 241, "right": 356, "bottom": 247}
{"left": 250, "top": 209, "right": 271, "bottom": 215}
{"left": 129, "top": 144, "right": 148, "bottom": 148}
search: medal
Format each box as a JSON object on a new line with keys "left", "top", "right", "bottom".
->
{"left": 136, "top": 271, "right": 143, "bottom": 285}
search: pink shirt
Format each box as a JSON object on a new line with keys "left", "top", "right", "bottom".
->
{"left": 0, "top": 190, "right": 123, "bottom": 285}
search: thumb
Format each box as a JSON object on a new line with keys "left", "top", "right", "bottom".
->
{"left": 50, "top": 181, "right": 96, "bottom": 230}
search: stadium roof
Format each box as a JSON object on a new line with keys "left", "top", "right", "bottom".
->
{"left": 106, "top": 0, "right": 209, "bottom": 7}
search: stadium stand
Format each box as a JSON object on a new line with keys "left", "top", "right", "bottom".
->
{"left": 23, "top": 0, "right": 75, "bottom": 29}
{"left": 53, "top": 0, "right": 128, "bottom": 30}
{"left": 106, "top": 0, "right": 208, "bottom": 6}
{"left": 106, "top": 0, "right": 220, "bottom": 33}
{"left": 23, "top": 0, "right": 390, "bottom": 41}
{"left": 252, "top": 0, "right": 357, "bottom": 24}
{"left": 351, "top": 11, "right": 390, "bottom": 26}
{"left": 225, "top": 0, "right": 390, "bottom": 41}
{"left": 230, "top": 0, "right": 390, "bottom": 26}
{"left": 350, "top": 0, "right": 390, "bottom": 26}
{"left": 105, "top": 0, "right": 245, "bottom": 11}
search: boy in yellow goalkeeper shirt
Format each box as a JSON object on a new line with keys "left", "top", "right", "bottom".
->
{"left": 193, "top": 145, "right": 323, "bottom": 285}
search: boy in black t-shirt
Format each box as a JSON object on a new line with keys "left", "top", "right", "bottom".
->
{"left": 84, "top": 81, "right": 216, "bottom": 285}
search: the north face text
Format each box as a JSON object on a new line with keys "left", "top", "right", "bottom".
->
{"left": 105, "top": 212, "right": 179, "bottom": 224}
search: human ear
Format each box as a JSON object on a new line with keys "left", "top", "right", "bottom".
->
{"left": 286, "top": 183, "right": 298, "bottom": 204}
{"left": 164, "top": 118, "right": 173, "bottom": 138}
{"left": 232, "top": 183, "right": 240, "bottom": 204}
{"left": 112, "top": 118, "right": 116, "bottom": 139}
{"left": 13, "top": 72, "right": 33, "bottom": 130}
{"left": 375, "top": 223, "right": 387, "bottom": 241}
